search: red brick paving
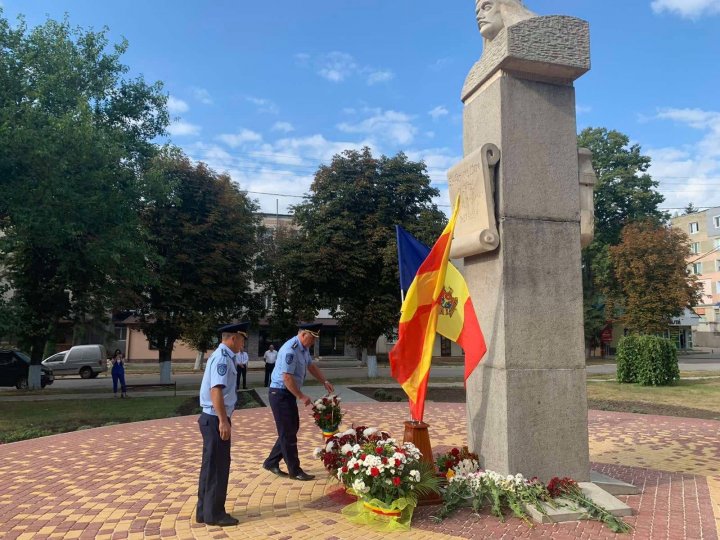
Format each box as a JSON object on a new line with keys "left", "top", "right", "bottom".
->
{"left": 0, "top": 403, "right": 718, "bottom": 539}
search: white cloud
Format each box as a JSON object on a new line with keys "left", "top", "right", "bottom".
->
{"left": 167, "top": 96, "right": 189, "bottom": 115}
{"left": 299, "top": 51, "right": 394, "bottom": 85}
{"left": 648, "top": 107, "right": 720, "bottom": 209}
{"left": 576, "top": 104, "right": 592, "bottom": 114}
{"left": 651, "top": 0, "right": 720, "bottom": 18}
{"left": 168, "top": 120, "right": 201, "bottom": 137}
{"left": 428, "top": 106, "right": 449, "bottom": 120}
{"left": 367, "top": 70, "right": 394, "bottom": 85}
{"left": 217, "top": 129, "right": 263, "bottom": 148}
{"left": 317, "top": 52, "right": 358, "bottom": 82}
{"left": 337, "top": 109, "right": 417, "bottom": 145}
{"left": 272, "top": 121, "right": 295, "bottom": 133}
{"left": 246, "top": 96, "right": 279, "bottom": 115}
{"left": 192, "top": 87, "right": 213, "bottom": 105}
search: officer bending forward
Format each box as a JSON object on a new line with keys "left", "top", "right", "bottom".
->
{"left": 263, "top": 323, "right": 334, "bottom": 481}
{"left": 196, "top": 322, "right": 248, "bottom": 527}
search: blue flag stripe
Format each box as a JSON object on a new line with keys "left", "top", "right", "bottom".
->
{"left": 395, "top": 225, "right": 431, "bottom": 294}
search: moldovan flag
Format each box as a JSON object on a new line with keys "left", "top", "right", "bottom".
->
{"left": 395, "top": 225, "right": 487, "bottom": 383}
{"left": 390, "top": 198, "right": 460, "bottom": 421}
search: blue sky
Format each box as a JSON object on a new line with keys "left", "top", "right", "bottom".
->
{"left": 3, "top": 0, "right": 720, "bottom": 215}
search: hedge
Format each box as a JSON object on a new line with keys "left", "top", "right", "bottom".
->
{"left": 616, "top": 335, "right": 679, "bottom": 386}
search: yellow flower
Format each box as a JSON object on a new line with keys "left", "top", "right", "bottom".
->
{"left": 446, "top": 470, "right": 455, "bottom": 480}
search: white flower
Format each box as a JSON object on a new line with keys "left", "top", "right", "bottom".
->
{"left": 313, "top": 447, "right": 323, "bottom": 459}
{"left": 316, "top": 403, "right": 326, "bottom": 411}
{"left": 409, "top": 470, "right": 420, "bottom": 482}
{"left": 325, "top": 440, "right": 336, "bottom": 452}
{"left": 340, "top": 443, "right": 353, "bottom": 455}
{"left": 363, "top": 427, "right": 378, "bottom": 438}
{"left": 352, "top": 479, "right": 369, "bottom": 494}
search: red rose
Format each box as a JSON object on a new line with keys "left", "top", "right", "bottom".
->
{"left": 341, "top": 466, "right": 348, "bottom": 473}
{"left": 360, "top": 454, "right": 367, "bottom": 460}
{"left": 354, "top": 463, "right": 360, "bottom": 470}
{"left": 370, "top": 467, "right": 380, "bottom": 477}
{"left": 450, "top": 448, "right": 460, "bottom": 457}
{"left": 392, "top": 477, "right": 401, "bottom": 486}
{"left": 375, "top": 447, "right": 383, "bottom": 454}
{"left": 381, "top": 457, "right": 388, "bottom": 464}
{"left": 394, "top": 458, "right": 401, "bottom": 467}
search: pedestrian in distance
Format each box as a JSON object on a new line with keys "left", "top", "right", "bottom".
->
{"left": 235, "top": 343, "right": 248, "bottom": 390}
{"left": 110, "top": 349, "right": 127, "bottom": 398}
{"left": 263, "top": 323, "right": 334, "bottom": 481}
{"left": 263, "top": 343, "right": 277, "bottom": 387}
{"left": 196, "top": 321, "right": 249, "bottom": 527}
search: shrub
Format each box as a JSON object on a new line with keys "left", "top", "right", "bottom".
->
{"left": 616, "top": 335, "right": 679, "bottom": 386}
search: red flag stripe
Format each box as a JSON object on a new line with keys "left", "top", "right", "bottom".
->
{"left": 456, "top": 298, "right": 487, "bottom": 381}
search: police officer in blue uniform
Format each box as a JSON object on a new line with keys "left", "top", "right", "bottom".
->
{"left": 196, "top": 322, "right": 248, "bottom": 527}
{"left": 263, "top": 323, "right": 334, "bottom": 481}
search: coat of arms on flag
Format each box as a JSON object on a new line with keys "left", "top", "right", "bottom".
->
{"left": 439, "top": 287, "right": 458, "bottom": 317}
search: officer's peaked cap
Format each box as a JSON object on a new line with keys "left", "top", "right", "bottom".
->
{"left": 298, "top": 322, "right": 322, "bottom": 337}
{"left": 218, "top": 322, "right": 250, "bottom": 336}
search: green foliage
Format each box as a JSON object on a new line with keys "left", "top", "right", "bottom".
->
{"left": 610, "top": 220, "right": 702, "bottom": 334}
{"left": 288, "top": 147, "right": 446, "bottom": 353}
{"left": 0, "top": 12, "right": 168, "bottom": 382}
{"left": 133, "top": 150, "right": 262, "bottom": 367}
{"left": 616, "top": 335, "right": 680, "bottom": 386}
{"left": 578, "top": 128, "right": 669, "bottom": 349}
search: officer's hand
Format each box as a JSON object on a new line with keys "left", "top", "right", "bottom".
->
{"left": 323, "top": 380, "right": 334, "bottom": 394}
{"left": 301, "top": 394, "right": 312, "bottom": 407}
{"left": 219, "top": 419, "right": 231, "bottom": 441}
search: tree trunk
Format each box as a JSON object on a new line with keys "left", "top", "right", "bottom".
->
{"left": 28, "top": 336, "right": 46, "bottom": 390}
{"left": 193, "top": 350, "right": 205, "bottom": 371}
{"left": 158, "top": 345, "right": 174, "bottom": 383}
{"left": 365, "top": 343, "right": 378, "bottom": 378}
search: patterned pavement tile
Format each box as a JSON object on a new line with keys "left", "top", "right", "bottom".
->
{"left": 0, "top": 403, "right": 718, "bottom": 539}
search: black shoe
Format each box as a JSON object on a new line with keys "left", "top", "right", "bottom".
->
{"left": 292, "top": 470, "right": 315, "bottom": 481}
{"left": 195, "top": 516, "right": 204, "bottom": 524}
{"left": 263, "top": 464, "right": 288, "bottom": 477}
{"left": 206, "top": 514, "right": 239, "bottom": 527}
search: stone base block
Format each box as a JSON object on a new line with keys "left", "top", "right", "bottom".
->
{"left": 525, "top": 482, "right": 633, "bottom": 524}
{"left": 590, "top": 471, "right": 641, "bottom": 496}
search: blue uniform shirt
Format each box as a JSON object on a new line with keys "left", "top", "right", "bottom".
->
{"left": 199, "top": 343, "right": 238, "bottom": 417}
{"left": 269, "top": 336, "right": 312, "bottom": 390}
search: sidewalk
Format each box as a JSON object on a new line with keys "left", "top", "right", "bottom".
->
{"left": 1, "top": 403, "right": 718, "bottom": 539}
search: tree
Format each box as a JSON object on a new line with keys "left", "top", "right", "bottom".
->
{"left": 609, "top": 220, "right": 702, "bottom": 334}
{"left": 289, "top": 148, "right": 446, "bottom": 362}
{"left": 0, "top": 13, "right": 168, "bottom": 387}
{"left": 132, "top": 150, "right": 261, "bottom": 382}
{"left": 683, "top": 203, "right": 699, "bottom": 215}
{"left": 577, "top": 128, "right": 668, "bottom": 353}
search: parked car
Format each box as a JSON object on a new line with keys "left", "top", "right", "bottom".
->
{"left": 0, "top": 349, "right": 55, "bottom": 389}
{"left": 42, "top": 344, "right": 108, "bottom": 379}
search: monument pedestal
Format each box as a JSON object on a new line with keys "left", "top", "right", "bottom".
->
{"left": 402, "top": 421, "right": 442, "bottom": 506}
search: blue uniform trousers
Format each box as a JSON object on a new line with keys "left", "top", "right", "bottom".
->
{"left": 197, "top": 413, "right": 231, "bottom": 523}
{"left": 263, "top": 389, "right": 301, "bottom": 475}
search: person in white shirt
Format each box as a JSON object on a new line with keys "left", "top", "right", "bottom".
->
{"left": 235, "top": 346, "right": 249, "bottom": 390}
{"left": 263, "top": 344, "right": 277, "bottom": 387}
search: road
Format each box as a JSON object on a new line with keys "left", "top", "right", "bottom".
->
{"left": 2, "top": 354, "right": 718, "bottom": 395}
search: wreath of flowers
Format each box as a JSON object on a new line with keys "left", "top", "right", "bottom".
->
{"left": 311, "top": 394, "right": 343, "bottom": 433}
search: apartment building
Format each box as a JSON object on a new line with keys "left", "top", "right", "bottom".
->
{"left": 671, "top": 207, "right": 720, "bottom": 347}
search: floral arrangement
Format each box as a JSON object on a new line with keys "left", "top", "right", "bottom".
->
{"left": 435, "top": 446, "right": 480, "bottom": 479}
{"left": 314, "top": 426, "right": 391, "bottom": 475}
{"left": 433, "top": 448, "right": 631, "bottom": 534}
{"left": 311, "top": 394, "right": 343, "bottom": 436}
{"left": 547, "top": 477, "right": 631, "bottom": 533}
{"left": 314, "top": 426, "right": 440, "bottom": 531}
{"left": 433, "top": 468, "right": 551, "bottom": 524}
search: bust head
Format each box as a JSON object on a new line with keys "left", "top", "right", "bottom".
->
{"left": 475, "top": 0, "right": 536, "bottom": 41}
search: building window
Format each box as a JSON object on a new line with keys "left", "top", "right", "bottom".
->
{"left": 714, "top": 215, "right": 720, "bottom": 228}
{"left": 114, "top": 326, "right": 127, "bottom": 341}
{"left": 691, "top": 242, "right": 700, "bottom": 254}
{"left": 716, "top": 238, "right": 720, "bottom": 249}
{"left": 689, "top": 222, "right": 699, "bottom": 234}
{"left": 717, "top": 259, "right": 720, "bottom": 272}
{"left": 692, "top": 262, "right": 702, "bottom": 275}
{"left": 717, "top": 281, "right": 720, "bottom": 294}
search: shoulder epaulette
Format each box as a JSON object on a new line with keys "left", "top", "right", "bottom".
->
{"left": 291, "top": 341, "right": 298, "bottom": 349}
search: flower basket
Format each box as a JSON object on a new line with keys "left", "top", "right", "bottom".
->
{"left": 341, "top": 494, "right": 415, "bottom": 532}
{"left": 311, "top": 395, "right": 343, "bottom": 439}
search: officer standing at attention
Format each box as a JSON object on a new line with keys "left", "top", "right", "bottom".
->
{"left": 196, "top": 322, "right": 249, "bottom": 527}
{"left": 263, "top": 323, "right": 334, "bottom": 481}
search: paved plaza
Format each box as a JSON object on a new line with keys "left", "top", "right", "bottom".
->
{"left": 1, "top": 403, "right": 718, "bottom": 539}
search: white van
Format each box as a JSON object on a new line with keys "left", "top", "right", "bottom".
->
{"left": 42, "top": 345, "right": 108, "bottom": 379}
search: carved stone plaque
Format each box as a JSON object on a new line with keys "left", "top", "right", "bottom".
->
{"left": 448, "top": 143, "right": 500, "bottom": 259}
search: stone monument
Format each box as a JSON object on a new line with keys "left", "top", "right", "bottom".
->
{"left": 449, "top": 0, "right": 596, "bottom": 482}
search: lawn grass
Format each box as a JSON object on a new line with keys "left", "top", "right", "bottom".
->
{"left": 586, "top": 377, "right": 720, "bottom": 414}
